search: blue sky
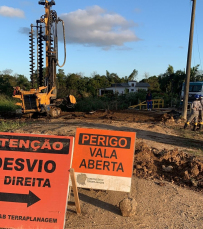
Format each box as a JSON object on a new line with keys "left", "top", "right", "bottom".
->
{"left": 0, "top": 0, "right": 202, "bottom": 81}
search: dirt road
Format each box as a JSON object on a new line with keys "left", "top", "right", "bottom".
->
{"left": 12, "top": 109, "right": 203, "bottom": 228}
{"left": 66, "top": 177, "right": 203, "bottom": 229}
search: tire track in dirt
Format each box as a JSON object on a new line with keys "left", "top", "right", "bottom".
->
{"left": 17, "top": 118, "right": 203, "bottom": 151}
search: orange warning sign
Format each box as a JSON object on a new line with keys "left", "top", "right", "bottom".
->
{"left": 72, "top": 128, "right": 136, "bottom": 192}
{"left": 0, "top": 132, "right": 74, "bottom": 229}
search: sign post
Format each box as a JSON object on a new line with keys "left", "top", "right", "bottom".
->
{"left": 72, "top": 128, "right": 136, "bottom": 192}
{"left": 0, "top": 132, "right": 74, "bottom": 229}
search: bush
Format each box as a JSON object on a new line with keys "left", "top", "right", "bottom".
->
{"left": 152, "top": 92, "right": 180, "bottom": 108}
{"left": 75, "top": 97, "right": 107, "bottom": 112}
{"left": 0, "top": 94, "right": 20, "bottom": 112}
{"left": 73, "top": 90, "right": 150, "bottom": 112}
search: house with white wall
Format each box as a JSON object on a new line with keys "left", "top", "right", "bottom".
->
{"left": 99, "top": 81, "right": 150, "bottom": 95}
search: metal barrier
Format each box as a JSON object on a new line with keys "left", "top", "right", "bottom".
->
{"left": 128, "top": 99, "right": 164, "bottom": 110}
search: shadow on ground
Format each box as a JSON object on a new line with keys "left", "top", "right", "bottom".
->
{"left": 64, "top": 121, "right": 203, "bottom": 150}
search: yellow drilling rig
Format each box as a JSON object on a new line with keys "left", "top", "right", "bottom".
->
{"left": 13, "top": 0, "right": 76, "bottom": 117}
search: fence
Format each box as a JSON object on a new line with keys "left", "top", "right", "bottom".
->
{"left": 128, "top": 99, "right": 164, "bottom": 110}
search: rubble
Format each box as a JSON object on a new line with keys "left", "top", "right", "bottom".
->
{"left": 134, "top": 142, "right": 203, "bottom": 192}
{"left": 119, "top": 197, "right": 137, "bottom": 217}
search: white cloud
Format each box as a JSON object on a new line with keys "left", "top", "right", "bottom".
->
{"left": 59, "top": 5, "right": 140, "bottom": 49}
{"left": 19, "top": 5, "right": 140, "bottom": 50}
{"left": 0, "top": 6, "right": 25, "bottom": 18}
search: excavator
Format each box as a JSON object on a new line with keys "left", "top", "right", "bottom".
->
{"left": 13, "top": 0, "right": 76, "bottom": 117}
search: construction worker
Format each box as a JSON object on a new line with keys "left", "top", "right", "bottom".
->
{"left": 184, "top": 94, "right": 202, "bottom": 131}
{"left": 199, "top": 94, "right": 203, "bottom": 130}
{"left": 146, "top": 91, "right": 152, "bottom": 111}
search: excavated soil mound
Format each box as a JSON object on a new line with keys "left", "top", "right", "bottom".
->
{"left": 134, "top": 142, "right": 203, "bottom": 192}
{"left": 65, "top": 109, "right": 176, "bottom": 123}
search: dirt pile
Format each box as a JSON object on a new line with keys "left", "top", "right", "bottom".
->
{"left": 134, "top": 142, "right": 203, "bottom": 192}
{"left": 66, "top": 109, "right": 177, "bottom": 123}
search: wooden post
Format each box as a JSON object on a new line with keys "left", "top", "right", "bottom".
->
{"left": 69, "top": 168, "right": 81, "bottom": 214}
{"left": 182, "top": 0, "right": 197, "bottom": 119}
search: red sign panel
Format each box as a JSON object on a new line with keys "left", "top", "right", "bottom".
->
{"left": 72, "top": 128, "right": 136, "bottom": 192}
{"left": 0, "top": 132, "right": 74, "bottom": 229}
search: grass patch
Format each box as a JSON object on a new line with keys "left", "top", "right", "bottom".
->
{"left": 191, "top": 149, "right": 203, "bottom": 158}
{"left": 183, "top": 148, "right": 203, "bottom": 160}
{"left": 0, "top": 120, "right": 26, "bottom": 132}
{"left": 178, "top": 129, "right": 194, "bottom": 139}
{"left": 171, "top": 125, "right": 203, "bottom": 156}
{"left": 0, "top": 94, "right": 20, "bottom": 112}
{"left": 174, "top": 124, "right": 197, "bottom": 139}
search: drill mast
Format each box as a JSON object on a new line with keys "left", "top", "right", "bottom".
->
{"left": 29, "top": 0, "right": 66, "bottom": 95}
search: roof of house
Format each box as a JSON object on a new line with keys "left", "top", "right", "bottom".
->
{"left": 110, "top": 82, "right": 150, "bottom": 88}
{"left": 111, "top": 83, "right": 130, "bottom": 87}
{"left": 136, "top": 83, "right": 150, "bottom": 87}
{"left": 100, "top": 82, "right": 150, "bottom": 90}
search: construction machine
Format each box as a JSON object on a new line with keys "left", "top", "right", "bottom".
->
{"left": 13, "top": 0, "right": 76, "bottom": 117}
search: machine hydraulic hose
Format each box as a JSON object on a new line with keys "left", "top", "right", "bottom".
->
{"left": 56, "top": 19, "right": 66, "bottom": 68}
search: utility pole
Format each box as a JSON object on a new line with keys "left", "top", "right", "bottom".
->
{"left": 182, "top": 0, "right": 196, "bottom": 119}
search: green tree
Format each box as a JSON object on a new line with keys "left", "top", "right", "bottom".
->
{"left": 0, "top": 75, "right": 13, "bottom": 96}
{"left": 173, "top": 70, "right": 185, "bottom": 95}
{"left": 158, "top": 65, "right": 175, "bottom": 94}
{"left": 56, "top": 69, "right": 68, "bottom": 98}
{"left": 16, "top": 75, "right": 31, "bottom": 90}
{"left": 189, "top": 65, "right": 203, "bottom": 81}
{"left": 56, "top": 69, "right": 66, "bottom": 87}
{"left": 106, "top": 71, "right": 120, "bottom": 85}
{"left": 65, "top": 73, "right": 81, "bottom": 96}
{"left": 128, "top": 69, "right": 138, "bottom": 81}
{"left": 140, "top": 75, "right": 161, "bottom": 92}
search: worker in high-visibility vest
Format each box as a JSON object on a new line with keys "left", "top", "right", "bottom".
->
{"left": 184, "top": 94, "right": 202, "bottom": 131}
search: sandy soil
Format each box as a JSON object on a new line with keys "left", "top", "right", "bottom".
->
{"left": 11, "top": 109, "right": 203, "bottom": 229}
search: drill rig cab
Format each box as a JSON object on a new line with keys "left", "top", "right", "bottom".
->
{"left": 13, "top": 0, "right": 76, "bottom": 117}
